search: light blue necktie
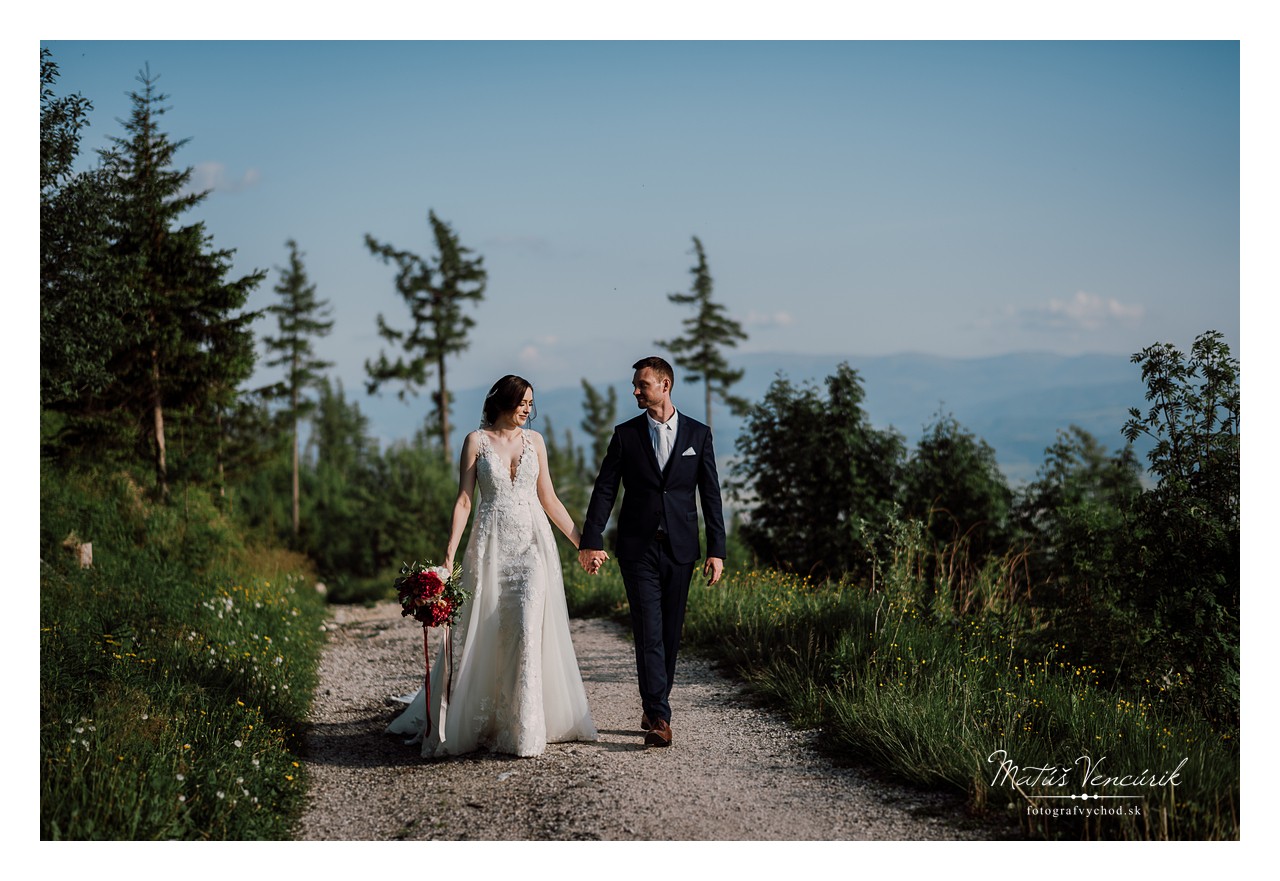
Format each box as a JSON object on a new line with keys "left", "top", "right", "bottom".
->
{"left": 654, "top": 421, "right": 673, "bottom": 470}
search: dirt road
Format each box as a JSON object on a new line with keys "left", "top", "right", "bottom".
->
{"left": 296, "top": 600, "right": 1014, "bottom": 841}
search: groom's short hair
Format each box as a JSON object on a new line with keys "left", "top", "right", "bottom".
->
{"left": 633, "top": 356, "right": 674, "bottom": 386}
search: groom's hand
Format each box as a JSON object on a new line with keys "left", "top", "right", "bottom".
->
{"left": 703, "top": 557, "right": 724, "bottom": 586}
{"left": 578, "top": 548, "right": 608, "bottom": 575}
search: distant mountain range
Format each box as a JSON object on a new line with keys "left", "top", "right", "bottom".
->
{"left": 358, "top": 351, "right": 1155, "bottom": 485}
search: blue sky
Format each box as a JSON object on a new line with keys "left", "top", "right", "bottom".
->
{"left": 37, "top": 38, "right": 1240, "bottom": 402}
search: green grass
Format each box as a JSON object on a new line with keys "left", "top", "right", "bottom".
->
{"left": 40, "top": 466, "right": 328, "bottom": 840}
{"left": 563, "top": 562, "right": 1239, "bottom": 840}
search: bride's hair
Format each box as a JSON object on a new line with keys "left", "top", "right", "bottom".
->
{"left": 481, "top": 374, "right": 536, "bottom": 428}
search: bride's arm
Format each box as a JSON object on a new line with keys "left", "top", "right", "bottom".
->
{"left": 531, "top": 431, "right": 583, "bottom": 547}
{"left": 444, "top": 432, "right": 481, "bottom": 569}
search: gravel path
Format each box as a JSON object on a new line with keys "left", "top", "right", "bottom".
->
{"left": 295, "top": 600, "right": 1017, "bottom": 841}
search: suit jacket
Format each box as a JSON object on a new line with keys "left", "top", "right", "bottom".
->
{"left": 581, "top": 411, "right": 727, "bottom": 565}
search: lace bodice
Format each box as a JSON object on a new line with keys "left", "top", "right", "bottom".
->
{"left": 472, "top": 429, "right": 543, "bottom": 552}
{"left": 475, "top": 428, "right": 538, "bottom": 504}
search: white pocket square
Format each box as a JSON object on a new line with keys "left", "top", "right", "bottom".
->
{"left": 681, "top": 447, "right": 696, "bottom": 456}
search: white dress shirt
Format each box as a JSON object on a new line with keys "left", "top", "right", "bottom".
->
{"left": 647, "top": 409, "right": 678, "bottom": 471}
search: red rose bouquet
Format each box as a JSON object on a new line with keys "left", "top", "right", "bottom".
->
{"left": 395, "top": 560, "right": 466, "bottom": 739}
{"left": 396, "top": 561, "right": 466, "bottom": 628}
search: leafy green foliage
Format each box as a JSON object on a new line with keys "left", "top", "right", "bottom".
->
{"left": 1121, "top": 331, "right": 1239, "bottom": 727}
{"left": 1013, "top": 426, "right": 1143, "bottom": 665}
{"left": 732, "top": 363, "right": 904, "bottom": 580}
{"left": 228, "top": 380, "right": 459, "bottom": 600}
{"left": 296, "top": 379, "right": 381, "bottom": 582}
{"left": 40, "top": 50, "right": 134, "bottom": 421}
{"left": 902, "top": 412, "right": 1015, "bottom": 589}
{"left": 655, "top": 236, "right": 749, "bottom": 430}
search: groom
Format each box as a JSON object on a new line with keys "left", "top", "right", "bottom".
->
{"left": 579, "top": 356, "right": 726, "bottom": 748}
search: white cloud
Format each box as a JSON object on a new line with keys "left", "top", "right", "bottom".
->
{"left": 1018, "top": 291, "right": 1144, "bottom": 332}
{"left": 744, "top": 309, "right": 794, "bottom": 328}
{"left": 184, "top": 162, "right": 261, "bottom": 195}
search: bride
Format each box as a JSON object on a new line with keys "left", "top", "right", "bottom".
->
{"left": 387, "top": 374, "right": 599, "bottom": 757}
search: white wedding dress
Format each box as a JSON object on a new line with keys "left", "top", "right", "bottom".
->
{"left": 386, "top": 428, "right": 598, "bottom": 757}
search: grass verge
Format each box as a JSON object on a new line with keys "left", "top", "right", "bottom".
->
{"left": 563, "top": 563, "right": 1238, "bottom": 840}
{"left": 40, "top": 466, "right": 328, "bottom": 839}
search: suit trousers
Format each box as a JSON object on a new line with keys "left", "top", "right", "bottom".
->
{"left": 618, "top": 539, "right": 695, "bottom": 725}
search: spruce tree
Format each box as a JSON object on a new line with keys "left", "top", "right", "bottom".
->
{"left": 97, "top": 65, "right": 264, "bottom": 497}
{"left": 365, "top": 210, "right": 486, "bottom": 461}
{"left": 40, "top": 49, "right": 131, "bottom": 423}
{"left": 263, "top": 239, "right": 334, "bottom": 537}
{"left": 655, "top": 236, "right": 749, "bottom": 432}
{"left": 580, "top": 377, "right": 617, "bottom": 468}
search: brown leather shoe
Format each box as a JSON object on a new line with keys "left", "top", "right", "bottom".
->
{"left": 641, "top": 713, "right": 652, "bottom": 731}
{"left": 644, "top": 718, "right": 672, "bottom": 747}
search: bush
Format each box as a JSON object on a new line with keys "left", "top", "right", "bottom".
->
{"left": 731, "top": 363, "right": 904, "bottom": 580}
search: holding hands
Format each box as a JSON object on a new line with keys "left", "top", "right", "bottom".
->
{"left": 578, "top": 548, "right": 609, "bottom": 575}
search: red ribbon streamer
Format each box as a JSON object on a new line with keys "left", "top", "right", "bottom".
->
{"left": 420, "top": 624, "right": 454, "bottom": 743}
{"left": 421, "top": 624, "right": 432, "bottom": 739}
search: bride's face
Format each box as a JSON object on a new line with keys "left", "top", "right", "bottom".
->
{"left": 507, "top": 389, "right": 534, "bottom": 426}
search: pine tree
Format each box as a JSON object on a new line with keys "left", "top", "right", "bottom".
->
{"left": 365, "top": 210, "right": 486, "bottom": 460}
{"left": 263, "top": 239, "right": 334, "bottom": 537}
{"left": 580, "top": 377, "right": 618, "bottom": 468}
{"left": 97, "top": 65, "right": 264, "bottom": 497}
{"left": 655, "top": 236, "right": 749, "bottom": 431}
{"left": 541, "top": 415, "right": 588, "bottom": 521}
{"left": 40, "top": 48, "right": 131, "bottom": 421}
{"left": 304, "top": 378, "right": 380, "bottom": 579}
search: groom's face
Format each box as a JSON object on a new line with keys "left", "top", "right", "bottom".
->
{"left": 632, "top": 368, "right": 670, "bottom": 410}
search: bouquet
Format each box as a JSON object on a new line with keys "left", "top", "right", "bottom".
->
{"left": 395, "top": 561, "right": 467, "bottom": 628}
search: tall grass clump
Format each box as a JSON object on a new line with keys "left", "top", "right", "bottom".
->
{"left": 40, "top": 464, "right": 328, "bottom": 839}
{"left": 563, "top": 523, "right": 1238, "bottom": 840}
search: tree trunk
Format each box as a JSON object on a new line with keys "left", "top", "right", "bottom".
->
{"left": 291, "top": 366, "right": 301, "bottom": 537}
{"left": 151, "top": 352, "right": 168, "bottom": 499}
{"left": 438, "top": 355, "right": 452, "bottom": 461}
{"left": 705, "top": 379, "right": 714, "bottom": 433}
{"left": 216, "top": 408, "right": 225, "bottom": 499}
{"left": 292, "top": 418, "right": 300, "bottom": 538}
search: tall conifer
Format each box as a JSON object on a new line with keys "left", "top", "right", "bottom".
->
{"left": 98, "top": 65, "right": 264, "bottom": 497}
{"left": 655, "top": 236, "right": 748, "bottom": 431}
{"left": 40, "top": 48, "right": 129, "bottom": 422}
{"left": 263, "top": 240, "right": 334, "bottom": 536}
{"left": 365, "top": 210, "right": 486, "bottom": 460}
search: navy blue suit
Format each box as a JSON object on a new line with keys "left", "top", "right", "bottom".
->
{"left": 581, "top": 411, "right": 727, "bottom": 724}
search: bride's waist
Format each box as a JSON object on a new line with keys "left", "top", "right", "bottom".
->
{"left": 477, "top": 498, "right": 541, "bottom": 518}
